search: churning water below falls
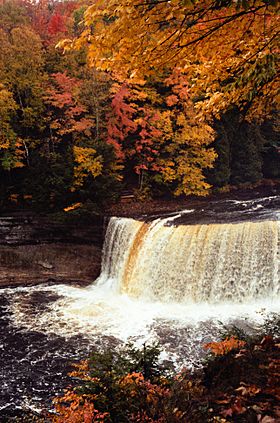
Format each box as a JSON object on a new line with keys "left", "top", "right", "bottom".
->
{"left": 1, "top": 196, "right": 280, "bottom": 417}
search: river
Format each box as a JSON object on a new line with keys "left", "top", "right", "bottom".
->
{"left": 0, "top": 195, "right": 279, "bottom": 418}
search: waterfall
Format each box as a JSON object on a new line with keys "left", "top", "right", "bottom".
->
{"left": 3, "top": 211, "right": 280, "bottom": 377}
{"left": 1, "top": 208, "right": 280, "bottom": 415}
{"left": 98, "top": 217, "right": 280, "bottom": 304}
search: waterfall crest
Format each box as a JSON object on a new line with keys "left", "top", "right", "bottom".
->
{"left": 99, "top": 217, "right": 280, "bottom": 304}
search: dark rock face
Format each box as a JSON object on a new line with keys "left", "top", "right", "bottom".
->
{"left": 0, "top": 244, "right": 102, "bottom": 286}
{"left": 0, "top": 215, "right": 103, "bottom": 286}
{"left": 0, "top": 215, "right": 103, "bottom": 246}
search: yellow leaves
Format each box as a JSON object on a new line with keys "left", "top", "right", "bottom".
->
{"left": 0, "top": 85, "right": 17, "bottom": 115}
{"left": 0, "top": 133, "right": 25, "bottom": 170}
{"left": 65, "top": 0, "right": 278, "bottom": 121}
{"left": 56, "top": 38, "right": 74, "bottom": 52}
{"left": 159, "top": 162, "right": 176, "bottom": 182}
{"left": 128, "top": 71, "right": 146, "bottom": 86}
{"left": 153, "top": 91, "right": 216, "bottom": 196}
{"left": 0, "top": 140, "right": 10, "bottom": 150}
{"left": 73, "top": 146, "right": 103, "bottom": 188}
{"left": 108, "top": 161, "right": 124, "bottom": 181}
{"left": 176, "top": 113, "right": 186, "bottom": 128}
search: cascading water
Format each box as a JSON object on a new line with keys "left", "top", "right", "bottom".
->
{"left": 1, "top": 196, "right": 280, "bottom": 416}
{"left": 98, "top": 217, "right": 279, "bottom": 303}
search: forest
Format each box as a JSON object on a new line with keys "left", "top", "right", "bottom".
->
{"left": 0, "top": 0, "right": 279, "bottom": 215}
{"left": 0, "top": 1, "right": 279, "bottom": 422}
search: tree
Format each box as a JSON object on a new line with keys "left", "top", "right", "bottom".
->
{"left": 0, "top": 85, "right": 24, "bottom": 171}
{"left": 44, "top": 71, "right": 121, "bottom": 206}
{"left": 0, "top": 0, "right": 122, "bottom": 210}
{"left": 0, "top": 22, "right": 46, "bottom": 169}
{"left": 106, "top": 71, "right": 216, "bottom": 196}
{"left": 0, "top": 0, "right": 29, "bottom": 33}
{"left": 62, "top": 0, "right": 279, "bottom": 121}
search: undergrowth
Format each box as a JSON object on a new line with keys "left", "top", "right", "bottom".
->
{"left": 50, "top": 319, "right": 280, "bottom": 423}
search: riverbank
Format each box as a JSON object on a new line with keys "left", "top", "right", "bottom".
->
{"left": 105, "top": 180, "right": 280, "bottom": 218}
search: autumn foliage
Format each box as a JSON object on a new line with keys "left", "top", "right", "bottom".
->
{"left": 204, "top": 336, "right": 246, "bottom": 356}
{"left": 0, "top": 0, "right": 279, "bottom": 212}
{"left": 64, "top": 0, "right": 279, "bottom": 122}
{"left": 51, "top": 334, "right": 280, "bottom": 423}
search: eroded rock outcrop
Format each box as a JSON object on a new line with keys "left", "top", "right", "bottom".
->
{"left": 0, "top": 214, "right": 103, "bottom": 286}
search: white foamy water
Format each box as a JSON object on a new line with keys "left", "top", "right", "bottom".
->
{"left": 4, "top": 215, "right": 280, "bottom": 368}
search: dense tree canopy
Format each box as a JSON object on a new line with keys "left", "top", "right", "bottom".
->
{"left": 0, "top": 0, "right": 279, "bottom": 213}
{"left": 62, "top": 0, "right": 279, "bottom": 120}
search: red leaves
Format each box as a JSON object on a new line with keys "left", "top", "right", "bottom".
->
{"left": 45, "top": 72, "right": 92, "bottom": 137}
{"left": 106, "top": 83, "right": 162, "bottom": 169}
{"left": 48, "top": 13, "right": 67, "bottom": 36}
{"left": 107, "top": 84, "right": 137, "bottom": 158}
{"left": 30, "top": 0, "right": 78, "bottom": 44}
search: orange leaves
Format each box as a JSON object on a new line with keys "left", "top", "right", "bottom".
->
{"left": 120, "top": 372, "right": 145, "bottom": 397}
{"left": 204, "top": 336, "right": 246, "bottom": 356}
{"left": 166, "top": 95, "right": 179, "bottom": 107}
{"left": 51, "top": 335, "right": 280, "bottom": 423}
{"left": 71, "top": 0, "right": 279, "bottom": 121}
{"left": 64, "top": 202, "right": 82, "bottom": 212}
{"left": 52, "top": 391, "right": 108, "bottom": 423}
{"left": 52, "top": 359, "right": 107, "bottom": 422}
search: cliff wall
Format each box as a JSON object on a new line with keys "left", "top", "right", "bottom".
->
{"left": 0, "top": 215, "right": 103, "bottom": 286}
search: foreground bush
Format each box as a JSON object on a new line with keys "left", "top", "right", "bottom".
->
{"left": 51, "top": 334, "right": 280, "bottom": 423}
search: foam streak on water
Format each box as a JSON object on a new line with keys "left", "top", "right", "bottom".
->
{"left": 1, "top": 213, "right": 280, "bottom": 415}
{"left": 6, "top": 217, "right": 280, "bottom": 346}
